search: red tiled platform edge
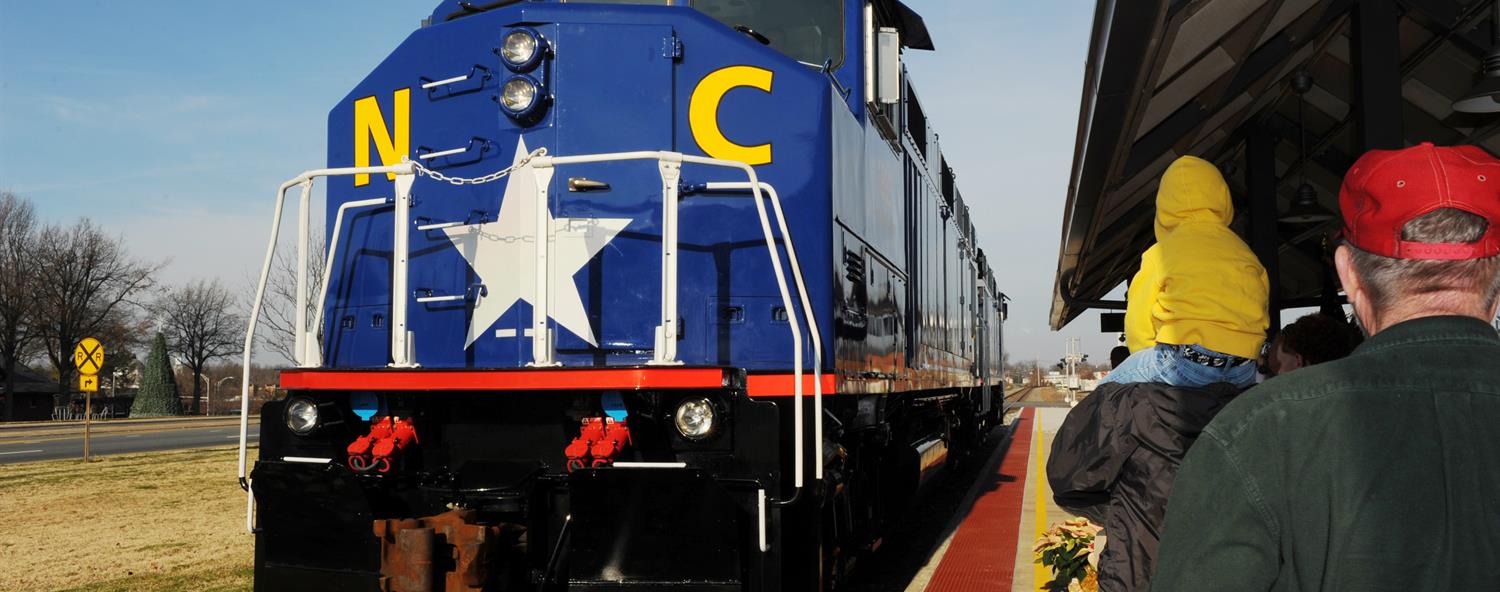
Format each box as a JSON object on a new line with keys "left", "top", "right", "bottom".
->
{"left": 926, "top": 407, "right": 1035, "bottom": 590}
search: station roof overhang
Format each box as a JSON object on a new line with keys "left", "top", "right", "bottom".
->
{"left": 1051, "top": 0, "right": 1500, "bottom": 330}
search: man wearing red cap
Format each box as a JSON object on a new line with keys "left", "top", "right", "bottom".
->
{"left": 1149, "top": 142, "right": 1500, "bottom": 591}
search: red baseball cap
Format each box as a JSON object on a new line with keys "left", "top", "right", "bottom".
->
{"left": 1339, "top": 142, "right": 1500, "bottom": 260}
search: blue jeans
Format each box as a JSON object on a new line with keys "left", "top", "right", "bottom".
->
{"left": 1099, "top": 344, "right": 1256, "bottom": 388}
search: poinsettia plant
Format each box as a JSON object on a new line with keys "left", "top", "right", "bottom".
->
{"left": 1033, "top": 517, "right": 1103, "bottom": 592}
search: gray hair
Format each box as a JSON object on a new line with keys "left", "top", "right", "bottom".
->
{"left": 1348, "top": 208, "right": 1500, "bottom": 311}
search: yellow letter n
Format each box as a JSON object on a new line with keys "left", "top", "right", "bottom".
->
{"left": 353, "top": 88, "right": 410, "bottom": 187}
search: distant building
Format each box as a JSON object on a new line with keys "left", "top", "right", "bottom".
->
{"left": 0, "top": 365, "right": 61, "bottom": 421}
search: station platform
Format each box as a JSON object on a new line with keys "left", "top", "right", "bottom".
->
{"left": 905, "top": 405, "right": 1077, "bottom": 592}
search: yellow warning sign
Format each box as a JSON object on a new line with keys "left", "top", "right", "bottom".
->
{"left": 79, "top": 374, "right": 99, "bottom": 392}
{"left": 73, "top": 337, "right": 104, "bottom": 376}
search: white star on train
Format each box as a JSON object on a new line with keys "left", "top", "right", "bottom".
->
{"left": 443, "top": 137, "right": 632, "bottom": 348}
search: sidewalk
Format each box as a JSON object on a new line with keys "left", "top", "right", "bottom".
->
{"left": 1010, "top": 407, "right": 1075, "bottom": 590}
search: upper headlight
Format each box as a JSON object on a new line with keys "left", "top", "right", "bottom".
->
{"left": 674, "top": 397, "right": 716, "bottom": 440}
{"left": 284, "top": 397, "right": 319, "bottom": 436}
{"left": 500, "top": 76, "right": 540, "bottom": 114}
{"left": 501, "top": 29, "right": 542, "bottom": 71}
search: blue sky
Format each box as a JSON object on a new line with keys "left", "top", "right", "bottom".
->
{"left": 0, "top": 0, "right": 1118, "bottom": 363}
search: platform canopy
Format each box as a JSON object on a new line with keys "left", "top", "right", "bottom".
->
{"left": 1051, "top": 0, "right": 1500, "bottom": 330}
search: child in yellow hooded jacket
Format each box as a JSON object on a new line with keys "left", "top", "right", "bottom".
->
{"left": 1100, "top": 156, "right": 1270, "bottom": 388}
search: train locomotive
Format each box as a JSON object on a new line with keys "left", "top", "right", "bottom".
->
{"left": 239, "top": 0, "right": 1008, "bottom": 589}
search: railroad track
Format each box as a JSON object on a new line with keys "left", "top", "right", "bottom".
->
{"left": 1004, "top": 385, "right": 1038, "bottom": 404}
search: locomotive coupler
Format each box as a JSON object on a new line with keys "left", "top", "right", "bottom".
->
{"left": 373, "top": 509, "right": 519, "bottom": 592}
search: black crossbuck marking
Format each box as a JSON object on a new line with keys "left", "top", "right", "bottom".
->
{"left": 75, "top": 340, "right": 104, "bottom": 375}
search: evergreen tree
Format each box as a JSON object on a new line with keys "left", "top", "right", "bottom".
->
{"left": 130, "top": 333, "right": 180, "bottom": 417}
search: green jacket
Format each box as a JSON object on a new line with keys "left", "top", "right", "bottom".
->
{"left": 1150, "top": 315, "right": 1500, "bottom": 591}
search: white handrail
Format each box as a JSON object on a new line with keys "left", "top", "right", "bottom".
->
{"left": 421, "top": 73, "right": 470, "bottom": 89}
{"left": 528, "top": 163, "right": 559, "bottom": 366}
{"left": 416, "top": 294, "right": 466, "bottom": 303}
{"left": 294, "top": 182, "right": 312, "bottom": 368}
{"left": 418, "top": 146, "right": 468, "bottom": 160}
{"left": 497, "top": 150, "right": 809, "bottom": 492}
{"left": 239, "top": 162, "right": 413, "bottom": 532}
{"left": 241, "top": 152, "right": 817, "bottom": 531}
{"left": 389, "top": 174, "right": 417, "bottom": 368}
{"left": 701, "top": 181, "right": 824, "bottom": 478}
{"left": 762, "top": 183, "right": 824, "bottom": 480}
{"left": 309, "top": 196, "right": 391, "bottom": 359}
{"left": 652, "top": 156, "right": 684, "bottom": 365}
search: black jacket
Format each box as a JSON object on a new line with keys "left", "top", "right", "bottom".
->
{"left": 1047, "top": 381, "right": 1241, "bottom": 591}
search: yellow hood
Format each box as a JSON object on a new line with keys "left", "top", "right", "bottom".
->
{"left": 1125, "top": 155, "right": 1269, "bottom": 359}
{"left": 1154, "top": 156, "right": 1234, "bottom": 240}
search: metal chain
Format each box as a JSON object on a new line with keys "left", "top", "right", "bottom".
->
{"left": 410, "top": 147, "right": 548, "bottom": 186}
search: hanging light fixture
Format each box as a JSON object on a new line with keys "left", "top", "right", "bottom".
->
{"left": 1454, "top": 0, "right": 1500, "bottom": 113}
{"left": 1281, "top": 71, "right": 1336, "bottom": 223}
{"left": 1282, "top": 183, "right": 1335, "bottom": 223}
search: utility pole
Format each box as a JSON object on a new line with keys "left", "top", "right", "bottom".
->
{"left": 1062, "top": 337, "right": 1088, "bottom": 404}
{"left": 1067, "top": 338, "right": 1082, "bottom": 389}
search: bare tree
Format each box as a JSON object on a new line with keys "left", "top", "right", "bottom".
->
{"left": 31, "top": 219, "right": 161, "bottom": 406}
{"left": 0, "top": 193, "right": 40, "bottom": 420}
{"left": 94, "top": 308, "right": 150, "bottom": 390}
{"left": 254, "top": 233, "right": 325, "bottom": 366}
{"left": 156, "top": 279, "right": 245, "bottom": 415}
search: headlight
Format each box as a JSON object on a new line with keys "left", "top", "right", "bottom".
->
{"left": 674, "top": 397, "right": 716, "bottom": 440}
{"left": 500, "top": 76, "right": 540, "bottom": 114}
{"left": 284, "top": 397, "right": 319, "bottom": 435}
{"left": 501, "top": 29, "right": 542, "bottom": 71}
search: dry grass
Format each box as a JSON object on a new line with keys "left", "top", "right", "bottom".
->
{"left": 0, "top": 447, "right": 256, "bottom": 591}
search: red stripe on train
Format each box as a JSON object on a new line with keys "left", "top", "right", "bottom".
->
{"left": 279, "top": 368, "right": 730, "bottom": 391}
{"left": 279, "top": 368, "right": 835, "bottom": 395}
{"left": 744, "top": 374, "right": 838, "bottom": 397}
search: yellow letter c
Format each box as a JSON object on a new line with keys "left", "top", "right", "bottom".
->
{"left": 690, "top": 66, "right": 774, "bottom": 165}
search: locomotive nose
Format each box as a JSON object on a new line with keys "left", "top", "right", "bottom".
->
{"left": 507, "top": 21, "right": 681, "bottom": 354}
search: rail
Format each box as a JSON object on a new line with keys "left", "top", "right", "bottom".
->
{"left": 238, "top": 151, "right": 821, "bottom": 532}
{"left": 698, "top": 181, "right": 824, "bottom": 480}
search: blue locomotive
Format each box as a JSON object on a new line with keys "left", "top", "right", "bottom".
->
{"left": 240, "top": 0, "right": 1007, "bottom": 589}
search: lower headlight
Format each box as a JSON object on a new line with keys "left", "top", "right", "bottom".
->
{"left": 500, "top": 76, "right": 539, "bottom": 114}
{"left": 674, "top": 397, "right": 716, "bottom": 440}
{"left": 284, "top": 397, "right": 319, "bottom": 435}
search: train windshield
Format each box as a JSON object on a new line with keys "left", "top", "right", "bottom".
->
{"left": 576, "top": 0, "right": 843, "bottom": 67}
{"left": 691, "top": 0, "right": 843, "bottom": 67}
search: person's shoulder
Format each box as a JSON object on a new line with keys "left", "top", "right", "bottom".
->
{"left": 1203, "top": 359, "right": 1358, "bottom": 444}
{"left": 1083, "top": 381, "right": 1143, "bottom": 408}
{"left": 1158, "top": 223, "right": 1260, "bottom": 262}
{"left": 1137, "top": 242, "right": 1164, "bottom": 264}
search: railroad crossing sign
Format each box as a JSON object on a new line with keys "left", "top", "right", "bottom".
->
{"left": 73, "top": 337, "right": 104, "bottom": 376}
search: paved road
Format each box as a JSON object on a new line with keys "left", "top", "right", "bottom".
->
{"left": 0, "top": 416, "right": 246, "bottom": 432}
{"left": 0, "top": 424, "right": 261, "bottom": 464}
